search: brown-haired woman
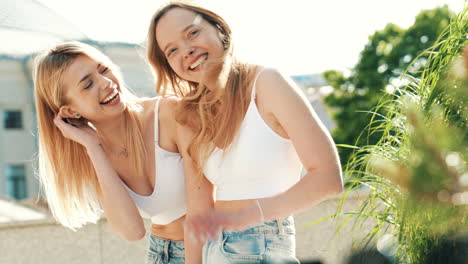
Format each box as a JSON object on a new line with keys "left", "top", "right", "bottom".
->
{"left": 147, "top": 2, "right": 344, "bottom": 263}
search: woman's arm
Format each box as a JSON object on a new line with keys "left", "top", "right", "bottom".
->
{"left": 176, "top": 122, "right": 218, "bottom": 264}
{"left": 256, "top": 67, "right": 343, "bottom": 218}
{"left": 220, "top": 68, "right": 344, "bottom": 229}
{"left": 53, "top": 115, "right": 145, "bottom": 241}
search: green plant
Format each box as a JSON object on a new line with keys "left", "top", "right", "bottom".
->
{"left": 323, "top": 6, "right": 455, "bottom": 169}
{"left": 338, "top": 6, "right": 468, "bottom": 263}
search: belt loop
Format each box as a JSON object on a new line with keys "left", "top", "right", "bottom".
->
{"left": 216, "top": 228, "right": 225, "bottom": 245}
{"left": 277, "top": 218, "right": 285, "bottom": 236}
{"left": 163, "top": 240, "right": 170, "bottom": 262}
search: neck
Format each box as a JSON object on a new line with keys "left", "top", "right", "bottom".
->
{"left": 93, "top": 112, "right": 128, "bottom": 150}
{"left": 204, "top": 56, "right": 232, "bottom": 92}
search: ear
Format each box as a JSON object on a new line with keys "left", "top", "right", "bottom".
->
{"left": 59, "top": 105, "right": 80, "bottom": 119}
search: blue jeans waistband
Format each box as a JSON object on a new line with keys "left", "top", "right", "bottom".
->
{"left": 148, "top": 234, "right": 185, "bottom": 259}
{"left": 221, "top": 216, "right": 295, "bottom": 237}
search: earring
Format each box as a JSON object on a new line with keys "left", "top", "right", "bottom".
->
{"left": 75, "top": 113, "right": 81, "bottom": 118}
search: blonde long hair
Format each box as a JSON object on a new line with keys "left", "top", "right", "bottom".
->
{"left": 147, "top": 1, "right": 256, "bottom": 173}
{"left": 33, "top": 42, "right": 146, "bottom": 230}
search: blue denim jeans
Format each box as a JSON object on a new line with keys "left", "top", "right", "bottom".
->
{"left": 146, "top": 234, "right": 185, "bottom": 264}
{"left": 202, "top": 216, "right": 300, "bottom": 264}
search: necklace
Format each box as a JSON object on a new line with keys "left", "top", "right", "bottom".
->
{"left": 99, "top": 144, "right": 128, "bottom": 157}
{"left": 108, "top": 147, "right": 128, "bottom": 157}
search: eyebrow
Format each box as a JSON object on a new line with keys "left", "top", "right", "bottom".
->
{"left": 77, "top": 63, "right": 101, "bottom": 86}
{"left": 78, "top": 74, "right": 91, "bottom": 86}
{"left": 162, "top": 24, "right": 197, "bottom": 54}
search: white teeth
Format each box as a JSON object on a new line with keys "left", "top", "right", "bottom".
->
{"left": 189, "top": 55, "right": 208, "bottom": 70}
{"left": 101, "top": 89, "right": 118, "bottom": 104}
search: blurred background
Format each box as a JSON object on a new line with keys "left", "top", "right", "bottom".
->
{"left": 0, "top": 0, "right": 466, "bottom": 263}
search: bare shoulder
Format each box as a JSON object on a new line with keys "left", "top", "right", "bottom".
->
{"left": 255, "top": 67, "right": 297, "bottom": 96}
{"left": 255, "top": 67, "right": 302, "bottom": 106}
{"left": 137, "top": 96, "right": 158, "bottom": 124}
{"left": 158, "top": 96, "right": 180, "bottom": 137}
{"left": 136, "top": 96, "right": 180, "bottom": 124}
{"left": 159, "top": 96, "right": 180, "bottom": 121}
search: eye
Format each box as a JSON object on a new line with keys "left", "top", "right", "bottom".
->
{"left": 84, "top": 80, "right": 93, "bottom": 89}
{"left": 100, "top": 67, "right": 108, "bottom": 74}
{"left": 167, "top": 48, "right": 177, "bottom": 57}
{"left": 189, "top": 29, "right": 200, "bottom": 38}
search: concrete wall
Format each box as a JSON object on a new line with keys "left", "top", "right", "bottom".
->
{"left": 0, "top": 191, "right": 376, "bottom": 264}
{"left": 1, "top": 218, "right": 149, "bottom": 264}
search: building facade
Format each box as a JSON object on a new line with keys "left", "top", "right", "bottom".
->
{"left": 0, "top": 55, "right": 37, "bottom": 200}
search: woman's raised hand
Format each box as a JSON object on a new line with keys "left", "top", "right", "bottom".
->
{"left": 53, "top": 114, "right": 100, "bottom": 148}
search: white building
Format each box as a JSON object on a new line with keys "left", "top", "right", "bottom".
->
{"left": 0, "top": 55, "right": 37, "bottom": 200}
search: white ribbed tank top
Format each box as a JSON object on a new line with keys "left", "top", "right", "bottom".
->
{"left": 204, "top": 69, "right": 303, "bottom": 201}
{"left": 124, "top": 97, "right": 186, "bottom": 224}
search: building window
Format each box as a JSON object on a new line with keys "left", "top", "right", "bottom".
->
{"left": 4, "top": 110, "right": 23, "bottom": 129}
{"left": 5, "top": 164, "right": 27, "bottom": 200}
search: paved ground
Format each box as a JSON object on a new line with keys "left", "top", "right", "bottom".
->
{"left": 1, "top": 191, "right": 376, "bottom": 264}
{"left": 295, "top": 191, "right": 376, "bottom": 264}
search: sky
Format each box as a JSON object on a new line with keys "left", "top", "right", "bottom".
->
{"left": 35, "top": 0, "right": 465, "bottom": 75}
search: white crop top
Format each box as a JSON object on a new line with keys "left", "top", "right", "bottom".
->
{"left": 204, "top": 68, "right": 303, "bottom": 201}
{"left": 124, "top": 97, "right": 186, "bottom": 225}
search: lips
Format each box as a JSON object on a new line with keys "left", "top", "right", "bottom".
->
{"left": 100, "top": 89, "right": 119, "bottom": 105}
{"left": 102, "top": 92, "right": 120, "bottom": 106}
{"left": 188, "top": 53, "right": 208, "bottom": 71}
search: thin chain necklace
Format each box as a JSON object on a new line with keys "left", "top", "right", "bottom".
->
{"left": 99, "top": 143, "right": 128, "bottom": 158}
{"left": 96, "top": 122, "right": 129, "bottom": 157}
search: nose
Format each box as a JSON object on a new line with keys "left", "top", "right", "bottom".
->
{"left": 98, "top": 75, "right": 113, "bottom": 90}
{"left": 184, "top": 45, "right": 195, "bottom": 59}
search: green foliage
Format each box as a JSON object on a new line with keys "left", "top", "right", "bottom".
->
{"left": 323, "top": 6, "right": 455, "bottom": 167}
{"left": 338, "top": 6, "right": 468, "bottom": 263}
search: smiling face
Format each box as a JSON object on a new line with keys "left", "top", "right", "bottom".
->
{"left": 155, "top": 8, "right": 226, "bottom": 84}
{"left": 59, "top": 55, "right": 125, "bottom": 122}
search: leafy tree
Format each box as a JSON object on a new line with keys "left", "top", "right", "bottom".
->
{"left": 336, "top": 6, "right": 468, "bottom": 262}
{"left": 323, "top": 6, "right": 455, "bottom": 167}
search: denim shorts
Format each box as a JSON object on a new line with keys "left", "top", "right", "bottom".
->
{"left": 202, "top": 216, "right": 300, "bottom": 264}
{"left": 146, "top": 234, "right": 185, "bottom": 264}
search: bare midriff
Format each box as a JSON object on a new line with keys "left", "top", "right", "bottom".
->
{"left": 214, "top": 199, "right": 256, "bottom": 213}
{"left": 150, "top": 200, "right": 258, "bottom": 240}
{"left": 150, "top": 215, "right": 185, "bottom": 241}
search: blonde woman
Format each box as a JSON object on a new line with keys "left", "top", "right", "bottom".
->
{"left": 146, "top": 2, "right": 344, "bottom": 263}
{"left": 34, "top": 42, "right": 187, "bottom": 264}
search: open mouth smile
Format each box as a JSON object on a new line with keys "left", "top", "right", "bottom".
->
{"left": 189, "top": 54, "right": 208, "bottom": 71}
{"left": 100, "top": 89, "right": 119, "bottom": 105}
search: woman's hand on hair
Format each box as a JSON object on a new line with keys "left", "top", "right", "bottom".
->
{"left": 53, "top": 114, "right": 99, "bottom": 148}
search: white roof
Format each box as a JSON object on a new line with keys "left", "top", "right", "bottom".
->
{"left": 0, "top": 0, "right": 87, "bottom": 55}
{"left": 0, "top": 197, "right": 47, "bottom": 223}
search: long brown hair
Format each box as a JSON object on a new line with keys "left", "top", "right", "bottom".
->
{"left": 147, "top": 1, "right": 257, "bottom": 173}
{"left": 33, "top": 42, "right": 146, "bottom": 229}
